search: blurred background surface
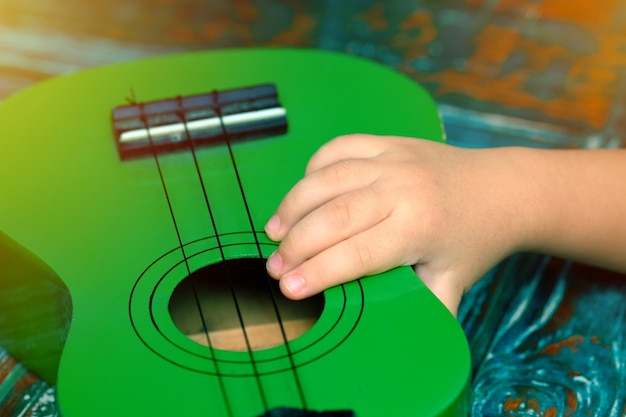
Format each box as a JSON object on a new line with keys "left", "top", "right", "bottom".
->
{"left": 1, "top": 1, "right": 625, "bottom": 416}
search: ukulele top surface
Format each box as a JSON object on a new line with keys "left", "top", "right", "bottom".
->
{"left": 0, "top": 48, "right": 469, "bottom": 417}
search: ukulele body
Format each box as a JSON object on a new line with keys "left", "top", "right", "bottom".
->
{"left": 0, "top": 49, "right": 470, "bottom": 417}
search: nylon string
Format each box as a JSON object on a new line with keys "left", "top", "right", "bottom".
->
{"left": 140, "top": 105, "right": 238, "bottom": 417}
{"left": 210, "top": 90, "right": 308, "bottom": 409}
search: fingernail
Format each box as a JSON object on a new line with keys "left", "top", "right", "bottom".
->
{"left": 265, "top": 214, "right": 281, "bottom": 236}
{"left": 283, "top": 274, "right": 306, "bottom": 296}
{"left": 266, "top": 251, "right": 283, "bottom": 275}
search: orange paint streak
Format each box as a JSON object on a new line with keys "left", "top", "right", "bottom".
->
{"left": 469, "top": 25, "right": 570, "bottom": 75}
{"left": 537, "top": 0, "right": 623, "bottom": 28}
{"left": 392, "top": 10, "right": 437, "bottom": 54}
{"left": 566, "top": 390, "right": 579, "bottom": 412}
{"left": 230, "top": 1, "right": 260, "bottom": 44}
{"left": 0, "top": 355, "right": 18, "bottom": 381}
{"left": 105, "top": 28, "right": 127, "bottom": 40}
{"left": 486, "top": 0, "right": 622, "bottom": 28}
{"left": 490, "top": 1, "right": 545, "bottom": 16}
{"left": 541, "top": 335, "right": 585, "bottom": 356}
{"left": 12, "top": 371, "right": 38, "bottom": 392}
{"left": 503, "top": 395, "right": 564, "bottom": 416}
{"left": 232, "top": 2, "right": 260, "bottom": 22}
{"left": 545, "top": 407, "right": 558, "bottom": 417}
{"left": 268, "top": 14, "right": 317, "bottom": 46}
{"left": 357, "top": 3, "right": 388, "bottom": 31}
{"left": 201, "top": 19, "right": 231, "bottom": 42}
{"left": 470, "top": 26, "right": 521, "bottom": 69}
{"left": 418, "top": 68, "right": 611, "bottom": 127}
{"left": 527, "top": 398, "right": 542, "bottom": 414}
{"left": 406, "top": 17, "right": 626, "bottom": 128}
{"left": 399, "top": 10, "right": 431, "bottom": 31}
{"left": 573, "top": 33, "right": 626, "bottom": 71}
{"left": 503, "top": 396, "right": 523, "bottom": 412}
{"left": 168, "top": 24, "right": 198, "bottom": 43}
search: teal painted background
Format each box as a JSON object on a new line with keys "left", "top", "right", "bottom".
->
{"left": 1, "top": 1, "right": 625, "bottom": 416}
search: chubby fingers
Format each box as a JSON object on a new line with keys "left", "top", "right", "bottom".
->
{"left": 272, "top": 219, "right": 406, "bottom": 299}
{"left": 266, "top": 183, "right": 393, "bottom": 278}
{"left": 265, "top": 157, "right": 382, "bottom": 242}
{"left": 263, "top": 134, "right": 410, "bottom": 299}
{"left": 265, "top": 134, "right": 397, "bottom": 243}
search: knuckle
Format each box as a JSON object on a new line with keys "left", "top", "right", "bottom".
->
{"left": 323, "top": 159, "right": 359, "bottom": 184}
{"left": 305, "top": 136, "right": 351, "bottom": 173}
{"left": 353, "top": 241, "right": 374, "bottom": 272}
{"left": 328, "top": 198, "right": 356, "bottom": 230}
{"left": 314, "top": 259, "right": 343, "bottom": 292}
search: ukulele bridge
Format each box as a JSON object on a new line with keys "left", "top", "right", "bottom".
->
{"left": 112, "top": 84, "right": 287, "bottom": 160}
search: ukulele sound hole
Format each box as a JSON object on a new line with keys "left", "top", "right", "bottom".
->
{"left": 169, "top": 257, "right": 324, "bottom": 352}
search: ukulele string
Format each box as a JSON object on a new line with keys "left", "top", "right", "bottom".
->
{"left": 139, "top": 105, "right": 235, "bottom": 417}
{"left": 211, "top": 90, "right": 308, "bottom": 409}
{"left": 174, "top": 97, "right": 271, "bottom": 413}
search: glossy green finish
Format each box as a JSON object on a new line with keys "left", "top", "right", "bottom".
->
{"left": 0, "top": 49, "right": 469, "bottom": 416}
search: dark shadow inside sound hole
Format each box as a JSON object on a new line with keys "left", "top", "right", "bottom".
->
{"left": 169, "top": 257, "right": 324, "bottom": 352}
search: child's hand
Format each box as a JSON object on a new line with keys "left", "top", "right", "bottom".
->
{"left": 264, "top": 134, "right": 532, "bottom": 316}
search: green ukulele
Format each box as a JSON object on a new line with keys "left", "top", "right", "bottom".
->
{"left": 0, "top": 49, "right": 470, "bottom": 417}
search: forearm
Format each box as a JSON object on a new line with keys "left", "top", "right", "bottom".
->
{"left": 503, "top": 147, "right": 626, "bottom": 272}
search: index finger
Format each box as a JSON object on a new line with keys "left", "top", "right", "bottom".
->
{"left": 305, "top": 134, "right": 391, "bottom": 174}
{"left": 265, "top": 157, "right": 381, "bottom": 241}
